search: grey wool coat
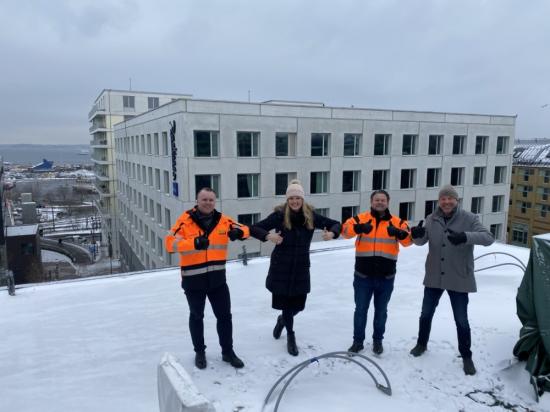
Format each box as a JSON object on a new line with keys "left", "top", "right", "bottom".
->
{"left": 413, "top": 207, "right": 494, "bottom": 293}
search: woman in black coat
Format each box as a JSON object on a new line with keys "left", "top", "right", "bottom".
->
{"left": 250, "top": 180, "right": 340, "bottom": 356}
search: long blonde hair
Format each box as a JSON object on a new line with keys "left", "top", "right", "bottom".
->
{"left": 275, "top": 201, "right": 315, "bottom": 230}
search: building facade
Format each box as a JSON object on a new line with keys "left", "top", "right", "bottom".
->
{"left": 508, "top": 143, "right": 550, "bottom": 247}
{"left": 112, "top": 98, "right": 515, "bottom": 271}
{"left": 88, "top": 89, "right": 191, "bottom": 257}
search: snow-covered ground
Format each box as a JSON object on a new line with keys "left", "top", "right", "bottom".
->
{"left": 2, "top": 239, "right": 547, "bottom": 412}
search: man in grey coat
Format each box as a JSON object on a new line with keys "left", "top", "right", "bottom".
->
{"left": 409, "top": 185, "right": 494, "bottom": 375}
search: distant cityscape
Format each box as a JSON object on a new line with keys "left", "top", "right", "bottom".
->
{"left": 0, "top": 144, "right": 92, "bottom": 166}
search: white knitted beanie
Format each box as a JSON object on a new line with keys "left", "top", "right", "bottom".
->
{"left": 286, "top": 179, "right": 305, "bottom": 199}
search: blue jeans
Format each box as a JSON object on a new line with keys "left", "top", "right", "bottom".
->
{"left": 353, "top": 275, "right": 395, "bottom": 344}
{"left": 417, "top": 287, "right": 472, "bottom": 359}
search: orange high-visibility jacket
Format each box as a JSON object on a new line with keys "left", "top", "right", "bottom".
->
{"left": 165, "top": 208, "right": 250, "bottom": 277}
{"left": 342, "top": 211, "right": 412, "bottom": 260}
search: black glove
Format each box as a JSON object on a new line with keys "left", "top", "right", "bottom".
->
{"left": 194, "top": 235, "right": 209, "bottom": 250}
{"left": 411, "top": 220, "right": 425, "bottom": 239}
{"left": 228, "top": 227, "right": 244, "bottom": 241}
{"left": 354, "top": 219, "right": 373, "bottom": 235}
{"left": 447, "top": 229, "right": 467, "bottom": 245}
{"left": 387, "top": 222, "right": 408, "bottom": 240}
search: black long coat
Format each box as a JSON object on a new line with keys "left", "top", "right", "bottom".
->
{"left": 250, "top": 208, "right": 340, "bottom": 296}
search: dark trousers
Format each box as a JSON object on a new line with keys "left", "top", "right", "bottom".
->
{"left": 417, "top": 286, "right": 472, "bottom": 359}
{"left": 353, "top": 275, "right": 395, "bottom": 344}
{"left": 184, "top": 282, "right": 233, "bottom": 354}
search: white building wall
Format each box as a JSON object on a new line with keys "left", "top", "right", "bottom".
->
{"left": 113, "top": 99, "right": 515, "bottom": 271}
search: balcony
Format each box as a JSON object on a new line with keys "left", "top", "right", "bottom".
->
{"left": 91, "top": 155, "right": 112, "bottom": 165}
{"left": 88, "top": 105, "right": 106, "bottom": 120}
{"left": 90, "top": 138, "right": 109, "bottom": 148}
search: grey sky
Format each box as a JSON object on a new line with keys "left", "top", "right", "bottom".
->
{"left": 0, "top": 0, "right": 548, "bottom": 145}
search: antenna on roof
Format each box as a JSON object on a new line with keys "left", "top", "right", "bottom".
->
{"left": 129, "top": 77, "right": 132, "bottom": 91}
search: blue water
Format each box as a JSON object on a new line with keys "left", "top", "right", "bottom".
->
{"left": 0, "top": 145, "right": 92, "bottom": 166}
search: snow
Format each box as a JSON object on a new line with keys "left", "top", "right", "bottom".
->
{"left": 1, "top": 239, "right": 548, "bottom": 412}
{"left": 6, "top": 224, "right": 39, "bottom": 236}
{"left": 41, "top": 250, "right": 73, "bottom": 263}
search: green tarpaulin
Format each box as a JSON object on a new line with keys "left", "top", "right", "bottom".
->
{"left": 513, "top": 234, "right": 550, "bottom": 400}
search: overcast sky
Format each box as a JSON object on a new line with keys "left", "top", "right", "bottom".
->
{"left": 0, "top": 0, "right": 548, "bottom": 145}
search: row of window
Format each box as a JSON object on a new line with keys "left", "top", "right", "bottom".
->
{"left": 513, "top": 167, "right": 550, "bottom": 183}
{"left": 116, "top": 132, "right": 510, "bottom": 158}
{"left": 122, "top": 95, "right": 160, "bottom": 110}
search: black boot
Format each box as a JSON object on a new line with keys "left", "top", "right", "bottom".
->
{"left": 195, "top": 351, "right": 207, "bottom": 369}
{"left": 222, "top": 350, "right": 244, "bottom": 369}
{"left": 287, "top": 331, "right": 299, "bottom": 356}
{"left": 372, "top": 340, "right": 384, "bottom": 355}
{"left": 347, "top": 341, "right": 364, "bottom": 353}
{"left": 273, "top": 315, "right": 284, "bottom": 339}
{"left": 410, "top": 344, "right": 427, "bottom": 357}
{"left": 463, "top": 357, "right": 476, "bottom": 375}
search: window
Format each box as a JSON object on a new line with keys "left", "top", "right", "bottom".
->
{"left": 540, "top": 170, "right": 550, "bottom": 184}
{"left": 144, "top": 195, "right": 148, "bottom": 214}
{"left": 400, "top": 169, "right": 416, "bottom": 189}
{"left": 512, "top": 224, "right": 529, "bottom": 245}
{"left": 149, "top": 199, "right": 154, "bottom": 217}
{"left": 452, "top": 135, "right": 466, "bottom": 155}
{"left": 402, "top": 134, "right": 417, "bottom": 155}
{"left": 492, "top": 195, "right": 504, "bottom": 212}
{"left": 163, "top": 171, "right": 170, "bottom": 194}
{"left": 516, "top": 201, "right": 532, "bottom": 214}
{"left": 494, "top": 166, "right": 506, "bottom": 184}
{"left": 194, "top": 131, "right": 219, "bottom": 157}
{"left": 311, "top": 171, "right": 329, "bottom": 194}
{"left": 195, "top": 174, "right": 220, "bottom": 195}
{"left": 148, "top": 97, "right": 159, "bottom": 110}
{"left": 473, "top": 167, "right": 486, "bottom": 185}
{"left": 275, "top": 172, "right": 297, "bottom": 196}
{"left": 518, "top": 184, "right": 533, "bottom": 197}
{"left": 425, "top": 200, "right": 437, "bottom": 217}
{"left": 538, "top": 187, "right": 550, "bottom": 201}
{"left": 147, "top": 134, "right": 153, "bottom": 154}
{"left": 522, "top": 168, "right": 534, "bottom": 182}
{"left": 428, "top": 135, "right": 443, "bottom": 155}
{"left": 275, "top": 132, "right": 296, "bottom": 156}
{"left": 399, "top": 202, "right": 415, "bottom": 221}
{"left": 140, "top": 135, "right": 145, "bottom": 153}
{"left": 237, "top": 213, "right": 261, "bottom": 226}
{"left": 538, "top": 204, "right": 550, "bottom": 218}
{"left": 156, "top": 203, "right": 162, "bottom": 225}
{"left": 344, "top": 134, "right": 361, "bottom": 156}
{"left": 153, "top": 133, "right": 159, "bottom": 155}
{"left": 426, "top": 168, "right": 441, "bottom": 188}
{"left": 165, "top": 208, "right": 171, "bottom": 230}
{"left": 450, "top": 167, "right": 464, "bottom": 186}
{"left": 311, "top": 133, "right": 330, "bottom": 156}
{"left": 237, "top": 174, "right": 259, "bottom": 198}
{"left": 342, "top": 206, "right": 359, "bottom": 222}
{"left": 148, "top": 167, "right": 153, "bottom": 186}
{"left": 342, "top": 171, "right": 360, "bottom": 192}
{"left": 162, "top": 132, "right": 169, "bottom": 155}
{"left": 475, "top": 136, "right": 488, "bottom": 154}
{"left": 316, "top": 208, "right": 329, "bottom": 217}
{"left": 237, "top": 131, "right": 260, "bottom": 157}
{"left": 155, "top": 168, "right": 161, "bottom": 190}
{"left": 372, "top": 170, "right": 388, "bottom": 190}
{"left": 123, "top": 95, "right": 135, "bottom": 109}
{"left": 141, "top": 165, "right": 146, "bottom": 184}
{"left": 374, "top": 134, "right": 391, "bottom": 156}
{"left": 496, "top": 136, "right": 509, "bottom": 154}
{"left": 490, "top": 224, "right": 502, "bottom": 239}
{"left": 471, "top": 197, "right": 483, "bottom": 214}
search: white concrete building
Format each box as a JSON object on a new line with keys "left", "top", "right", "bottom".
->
{"left": 88, "top": 89, "right": 191, "bottom": 256}
{"left": 113, "top": 98, "right": 515, "bottom": 271}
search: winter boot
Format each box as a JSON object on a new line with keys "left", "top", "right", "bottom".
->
{"left": 372, "top": 340, "right": 384, "bottom": 355}
{"left": 287, "top": 331, "right": 299, "bottom": 356}
{"left": 195, "top": 351, "right": 207, "bottom": 369}
{"left": 410, "top": 344, "right": 427, "bottom": 357}
{"left": 463, "top": 357, "right": 476, "bottom": 375}
{"left": 273, "top": 315, "right": 284, "bottom": 340}
{"left": 347, "top": 341, "right": 364, "bottom": 353}
{"left": 222, "top": 350, "right": 245, "bottom": 369}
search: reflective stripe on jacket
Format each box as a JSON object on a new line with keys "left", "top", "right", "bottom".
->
{"left": 342, "top": 211, "right": 412, "bottom": 261}
{"left": 164, "top": 208, "right": 250, "bottom": 277}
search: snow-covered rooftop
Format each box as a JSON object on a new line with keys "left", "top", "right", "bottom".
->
{"left": 6, "top": 224, "right": 39, "bottom": 237}
{"left": 2, "top": 239, "right": 548, "bottom": 412}
{"left": 513, "top": 143, "right": 550, "bottom": 167}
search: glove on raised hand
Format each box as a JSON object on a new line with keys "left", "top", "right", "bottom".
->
{"left": 387, "top": 222, "right": 409, "bottom": 240}
{"left": 447, "top": 229, "right": 467, "bottom": 245}
{"left": 194, "top": 235, "right": 210, "bottom": 250}
{"left": 411, "top": 220, "right": 425, "bottom": 239}
{"left": 353, "top": 219, "right": 373, "bottom": 235}
{"left": 228, "top": 227, "right": 244, "bottom": 241}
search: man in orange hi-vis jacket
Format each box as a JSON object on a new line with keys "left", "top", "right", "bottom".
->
{"left": 342, "top": 189, "right": 412, "bottom": 355}
{"left": 165, "top": 187, "right": 250, "bottom": 370}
